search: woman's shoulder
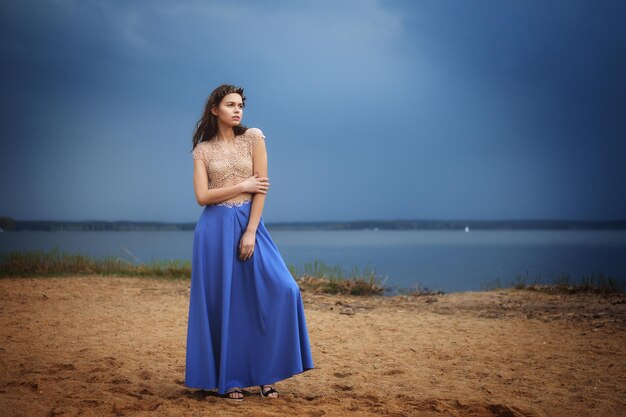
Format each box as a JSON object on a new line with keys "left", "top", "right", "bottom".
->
{"left": 242, "top": 128, "right": 265, "bottom": 154}
{"left": 192, "top": 140, "right": 213, "bottom": 161}
{"left": 192, "top": 140, "right": 215, "bottom": 161}
{"left": 243, "top": 127, "right": 264, "bottom": 138}
{"left": 193, "top": 140, "right": 211, "bottom": 152}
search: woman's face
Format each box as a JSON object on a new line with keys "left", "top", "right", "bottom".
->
{"left": 212, "top": 93, "right": 244, "bottom": 128}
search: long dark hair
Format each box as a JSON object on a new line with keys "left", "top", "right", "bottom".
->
{"left": 192, "top": 84, "right": 249, "bottom": 150}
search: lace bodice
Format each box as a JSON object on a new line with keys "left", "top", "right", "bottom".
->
{"left": 192, "top": 127, "right": 266, "bottom": 207}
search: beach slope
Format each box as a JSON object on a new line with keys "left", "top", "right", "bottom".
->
{"left": 0, "top": 276, "right": 624, "bottom": 416}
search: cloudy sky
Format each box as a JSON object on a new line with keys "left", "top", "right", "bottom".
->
{"left": 1, "top": 0, "right": 624, "bottom": 223}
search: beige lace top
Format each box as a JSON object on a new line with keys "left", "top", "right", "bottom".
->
{"left": 192, "top": 127, "right": 266, "bottom": 207}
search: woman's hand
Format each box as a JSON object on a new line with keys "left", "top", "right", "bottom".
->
{"left": 239, "top": 230, "right": 256, "bottom": 261}
{"left": 240, "top": 172, "right": 270, "bottom": 194}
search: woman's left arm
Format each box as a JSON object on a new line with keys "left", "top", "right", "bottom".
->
{"left": 239, "top": 132, "right": 268, "bottom": 261}
{"left": 246, "top": 133, "right": 268, "bottom": 233}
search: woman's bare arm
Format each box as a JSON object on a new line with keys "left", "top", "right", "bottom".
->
{"left": 246, "top": 137, "right": 268, "bottom": 233}
{"left": 193, "top": 159, "right": 244, "bottom": 206}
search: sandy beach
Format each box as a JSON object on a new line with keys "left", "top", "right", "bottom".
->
{"left": 0, "top": 276, "right": 624, "bottom": 417}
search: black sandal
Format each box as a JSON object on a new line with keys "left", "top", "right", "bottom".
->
{"left": 224, "top": 388, "right": 244, "bottom": 402}
{"left": 259, "top": 385, "right": 279, "bottom": 398}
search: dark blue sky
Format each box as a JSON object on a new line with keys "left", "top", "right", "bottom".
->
{"left": 1, "top": 0, "right": 624, "bottom": 222}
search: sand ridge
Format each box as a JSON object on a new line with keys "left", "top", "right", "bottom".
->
{"left": 0, "top": 276, "right": 624, "bottom": 416}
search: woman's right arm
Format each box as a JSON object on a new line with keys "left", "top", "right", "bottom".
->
{"left": 193, "top": 159, "right": 269, "bottom": 206}
{"left": 193, "top": 160, "right": 243, "bottom": 206}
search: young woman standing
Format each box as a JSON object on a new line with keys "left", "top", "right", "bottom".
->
{"left": 185, "top": 84, "right": 314, "bottom": 402}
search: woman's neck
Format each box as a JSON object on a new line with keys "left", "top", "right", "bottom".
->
{"left": 214, "top": 123, "right": 236, "bottom": 142}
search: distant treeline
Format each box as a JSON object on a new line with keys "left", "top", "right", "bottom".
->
{"left": 266, "top": 219, "right": 626, "bottom": 231}
{"left": 1, "top": 216, "right": 625, "bottom": 231}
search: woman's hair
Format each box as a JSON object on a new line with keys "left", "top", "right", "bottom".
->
{"left": 192, "top": 84, "right": 249, "bottom": 150}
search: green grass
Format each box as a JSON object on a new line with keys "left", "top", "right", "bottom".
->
{"left": 481, "top": 271, "right": 625, "bottom": 294}
{"left": 0, "top": 247, "right": 190, "bottom": 279}
{"left": 0, "top": 249, "right": 387, "bottom": 295}
{"left": 4, "top": 248, "right": 621, "bottom": 296}
{"left": 287, "top": 260, "right": 387, "bottom": 296}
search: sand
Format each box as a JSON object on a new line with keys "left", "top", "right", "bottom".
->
{"left": 0, "top": 276, "right": 624, "bottom": 417}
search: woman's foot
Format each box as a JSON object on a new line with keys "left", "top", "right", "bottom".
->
{"left": 224, "top": 388, "right": 244, "bottom": 401}
{"left": 259, "top": 385, "right": 279, "bottom": 398}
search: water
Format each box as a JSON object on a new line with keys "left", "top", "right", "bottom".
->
{"left": 1, "top": 229, "right": 625, "bottom": 293}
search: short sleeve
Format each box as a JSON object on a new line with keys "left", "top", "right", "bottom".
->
{"left": 251, "top": 128, "right": 266, "bottom": 148}
{"left": 192, "top": 143, "right": 204, "bottom": 161}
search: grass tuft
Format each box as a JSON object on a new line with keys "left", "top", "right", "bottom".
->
{"left": 1, "top": 250, "right": 387, "bottom": 295}
{"left": 0, "top": 247, "right": 190, "bottom": 279}
{"left": 288, "top": 260, "right": 386, "bottom": 296}
{"left": 518, "top": 273, "right": 625, "bottom": 295}
{"left": 480, "top": 271, "right": 625, "bottom": 295}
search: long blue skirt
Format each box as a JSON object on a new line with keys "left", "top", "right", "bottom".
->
{"left": 185, "top": 200, "right": 314, "bottom": 394}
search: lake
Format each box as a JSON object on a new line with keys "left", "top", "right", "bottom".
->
{"left": 1, "top": 229, "right": 625, "bottom": 293}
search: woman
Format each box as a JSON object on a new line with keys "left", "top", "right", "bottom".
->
{"left": 185, "top": 84, "right": 314, "bottom": 402}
